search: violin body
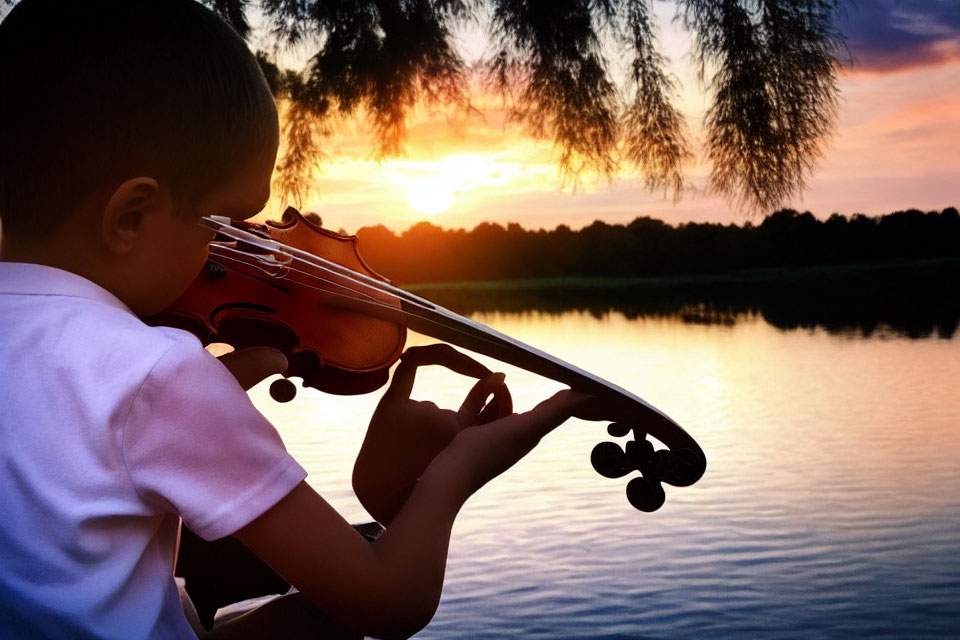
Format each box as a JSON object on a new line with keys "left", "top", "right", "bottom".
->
{"left": 150, "top": 208, "right": 405, "bottom": 395}
{"left": 149, "top": 207, "right": 707, "bottom": 512}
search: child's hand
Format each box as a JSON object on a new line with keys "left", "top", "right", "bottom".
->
{"left": 238, "top": 344, "right": 596, "bottom": 636}
{"left": 217, "top": 347, "right": 288, "bottom": 391}
{"left": 439, "top": 387, "right": 595, "bottom": 496}
{"left": 353, "top": 344, "right": 598, "bottom": 524}
{"left": 353, "top": 344, "right": 513, "bottom": 524}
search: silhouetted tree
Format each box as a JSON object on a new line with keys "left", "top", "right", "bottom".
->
{"left": 0, "top": 0, "right": 849, "bottom": 214}
{"left": 248, "top": 0, "right": 846, "bottom": 213}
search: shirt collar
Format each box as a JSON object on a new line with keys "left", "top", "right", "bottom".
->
{"left": 0, "top": 262, "right": 134, "bottom": 315}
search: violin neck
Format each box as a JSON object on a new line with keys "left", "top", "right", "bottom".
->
{"left": 200, "top": 214, "right": 702, "bottom": 460}
{"left": 325, "top": 284, "right": 661, "bottom": 412}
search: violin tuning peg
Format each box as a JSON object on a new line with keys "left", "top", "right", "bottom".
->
{"left": 626, "top": 476, "right": 666, "bottom": 512}
{"left": 607, "top": 422, "right": 632, "bottom": 437}
{"left": 644, "top": 448, "right": 701, "bottom": 487}
{"left": 590, "top": 442, "right": 633, "bottom": 479}
{"left": 269, "top": 378, "right": 297, "bottom": 403}
{"left": 650, "top": 449, "right": 671, "bottom": 472}
{"left": 624, "top": 438, "right": 654, "bottom": 466}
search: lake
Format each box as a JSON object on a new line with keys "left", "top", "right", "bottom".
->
{"left": 249, "top": 308, "right": 960, "bottom": 639}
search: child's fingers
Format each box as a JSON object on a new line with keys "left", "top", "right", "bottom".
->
{"left": 385, "top": 344, "right": 492, "bottom": 403}
{"left": 523, "top": 390, "right": 598, "bottom": 438}
{"left": 457, "top": 372, "right": 507, "bottom": 423}
{"left": 477, "top": 382, "right": 513, "bottom": 424}
{"left": 449, "top": 391, "right": 596, "bottom": 490}
{"left": 383, "top": 358, "right": 419, "bottom": 404}
{"left": 217, "top": 347, "right": 288, "bottom": 390}
{"left": 402, "top": 344, "right": 491, "bottom": 378}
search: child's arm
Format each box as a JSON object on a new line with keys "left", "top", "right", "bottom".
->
{"left": 231, "top": 352, "right": 592, "bottom": 639}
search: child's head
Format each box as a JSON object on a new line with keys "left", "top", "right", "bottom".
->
{"left": 0, "top": 0, "right": 279, "bottom": 245}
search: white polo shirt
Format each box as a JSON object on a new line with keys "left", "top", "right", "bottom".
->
{"left": 0, "top": 262, "right": 307, "bottom": 639}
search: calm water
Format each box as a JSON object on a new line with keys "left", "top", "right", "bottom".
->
{"left": 249, "top": 311, "right": 960, "bottom": 639}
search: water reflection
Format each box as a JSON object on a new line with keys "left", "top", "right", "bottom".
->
{"left": 409, "top": 259, "right": 960, "bottom": 340}
{"left": 252, "top": 309, "right": 960, "bottom": 639}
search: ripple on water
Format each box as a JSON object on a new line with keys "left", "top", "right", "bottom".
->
{"left": 261, "top": 314, "right": 960, "bottom": 639}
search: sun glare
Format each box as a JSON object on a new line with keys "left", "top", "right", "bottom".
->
{"left": 406, "top": 178, "right": 455, "bottom": 215}
{"left": 402, "top": 154, "right": 521, "bottom": 216}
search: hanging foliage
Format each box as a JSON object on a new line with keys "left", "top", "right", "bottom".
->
{"left": 1, "top": 0, "right": 847, "bottom": 212}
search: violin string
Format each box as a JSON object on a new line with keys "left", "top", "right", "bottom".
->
{"left": 203, "top": 216, "right": 567, "bottom": 357}
{"left": 211, "top": 245, "right": 388, "bottom": 305}
{"left": 209, "top": 244, "right": 512, "bottom": 356}
{"left": 207, "top": 221, "right": 637, "bottom": 387}
{"left": 214, "top": 247, "right": 515, "bottom": 356}
{"left": 204, "top": 222, "right": 537, "bottom": 353}
{"left": 202, "top": 217, "right": 436, "bottom": 310}
{"left": 198, "top": 217, "right": 672, "bottom": 421}
{"left": 256, "top": 257, "right": 688, "bottom": 438}
{"left": 222, "top": 235, "right": 556, "bottom": 360}
{"left": 196, "top": 228, "right": 704, "bottom": 487}
{"left": 213, "top": 242, "right": 672, "bottom": 419}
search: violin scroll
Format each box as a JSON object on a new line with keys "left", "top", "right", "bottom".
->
{"left": 591, "top": 422, "right": 702, "bottom": 512}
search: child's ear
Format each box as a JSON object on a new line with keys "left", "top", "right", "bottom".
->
{"left": 101, "top": 177, "right": 163, "bottom": 255}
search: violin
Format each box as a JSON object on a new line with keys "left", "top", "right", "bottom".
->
{"left": 151, "top": 207, "right": 706, "bottom": 512}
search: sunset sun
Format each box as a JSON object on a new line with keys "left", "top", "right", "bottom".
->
{"left": 406, "top": 178, "right": 455, "bottom": 215}
{"left": 402, "top": 154, "right": 520, "bottom": 217}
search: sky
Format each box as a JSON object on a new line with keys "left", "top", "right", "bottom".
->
{"left": 261, "top": 0, "right": 960, "bottom": 234}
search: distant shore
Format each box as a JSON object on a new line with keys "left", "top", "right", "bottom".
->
{"left": 403, "top": 258, "right": 960, "bottom": 298}
{"left": 357, "top": 207, "right": 960, "bottom": 285}
{"left": 403, "top": 257, "right": 960, "bottom": 339}
{"left": 406, "top": 257, "right": 960, "bottom": 293}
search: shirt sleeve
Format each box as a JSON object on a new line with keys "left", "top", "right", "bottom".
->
{"left": 122, "top": 335, "right": 307, "bottom": 540}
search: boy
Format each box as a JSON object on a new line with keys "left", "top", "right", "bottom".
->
{"left": 0, "top": 1, "right": 594, "bottom": 638}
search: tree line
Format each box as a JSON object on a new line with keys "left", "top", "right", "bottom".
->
{"left": 352, "top": 207, "right": 960, "bottom": 284}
